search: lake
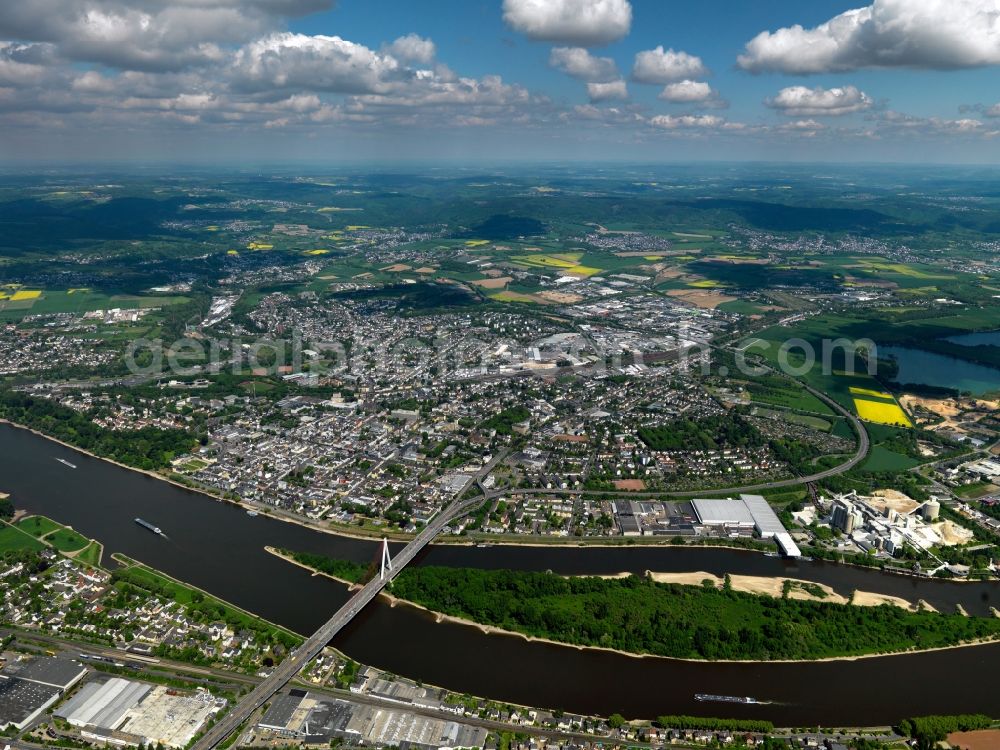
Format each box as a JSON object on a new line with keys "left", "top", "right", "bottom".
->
{"left": 880, "top": 345, "right": 1000, "bottom": 396}
{"left": 946, "top": 330, "right": 1000, "bottom": 347}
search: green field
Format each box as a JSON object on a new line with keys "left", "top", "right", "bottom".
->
{"left": 955, "top": 482, "right": 998, "bottom": 499}
{"left": 15, "top": 515, "right": 100, "bottom": 557}
{"left": 759, "top": 487, "right": 809, "bottom": 505}
{"left": 861, "top": 445, "right": 922, "bottom": 472}
{"left": 741, "top": 375, "right": 835, "bottom": 415}
{"left": 717, "top": 299, "right": 775, "bottom": 315}
{"left": 175, "top": 458, "right": 209, "bottom": 473}
{"left": 16, "top": 515, "right": 61, "bottom": 538}
{"left": 74, "top": 541, "right": 104, "bottom": 566}
{"left": 46, "top": 527, "right": 90, "bottom": 553}
{"left": 0, "top": 289, "right": 190, "bottom": 320}
{"left": 831, "top": 418, "right": 855, "bottom": 440}
{"left": 0, "top": 524, "right": 46, "bottom": 553}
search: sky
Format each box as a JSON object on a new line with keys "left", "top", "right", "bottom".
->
{"left": 4, "top": 0, "right": 1000, "bottom": 164}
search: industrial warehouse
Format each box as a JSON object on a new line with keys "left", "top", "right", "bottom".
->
{"left": 253, "top": 689, "right": 488, "bottom": 749}
{"left": 0, "top": 656, "right": 87, "bottom": 732}
{"left": 613, "top": 494, "right": 801, "bottom": 557}
{"left": 691, "top": 494, "right": 802, "bottom": 557}
{"left": 55, "top": 677, "right": 225, "bottom": 748}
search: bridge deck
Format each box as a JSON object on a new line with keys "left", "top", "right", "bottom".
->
{"left": 191, "top": 495, "right": 480, "bottom": 749}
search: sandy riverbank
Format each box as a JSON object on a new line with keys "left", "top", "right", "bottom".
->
{"left": 602, "top": 570, "right": 847, "bottom": 602}
{"left": 264, "top": 546, "right": 363, "bottom": 590}
{"left": 646, "top": 571, "right": 936, "bottom": 609}
{"left": 850, "top": 590, "right": 914, "bottom": 609}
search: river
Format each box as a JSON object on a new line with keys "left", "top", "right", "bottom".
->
{"left": 2, "top": 422, "right": 999, "bottom": 725}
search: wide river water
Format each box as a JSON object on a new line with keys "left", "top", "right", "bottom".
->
{"left": 2, "top": 422, "right": 999, "bottom": 725}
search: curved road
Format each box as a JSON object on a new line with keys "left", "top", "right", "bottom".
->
{"left": 487, "top": 379, "right": 869, "bottom": 501}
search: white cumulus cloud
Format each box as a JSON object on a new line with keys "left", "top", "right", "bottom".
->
{"left": 631, "top": 46, "right": 707, "bottom": 84}
{"left": 739, "top": 0, "right": 1000, "bottom": 74}
{"left": 549, "top": 47, "right": 618, "bottom": 81}
{"left": 0, "top": 2, "right": 281, "bottom": 71}
{"left": 780, "top": 119, "right": 826, "bottom": 133}
{"left": 230, "top": 33, "right": 402, "bottom": 94}
{"left": 502, "top": 0, "right": 632, "bottom": 46}
{"left": 587, "top": 79, "right": 627, "bottom": 102}
{"left": 649, "top": 113, "right": 724, "bottom": 130}
{"left": 765, "top": 85, "right": 873, "bottom": 116}
{"left": 658, "top": 79, "right": 716, "bottom": 103}
{"left": 386, "top": 34, "right": 435, "bottom": 65}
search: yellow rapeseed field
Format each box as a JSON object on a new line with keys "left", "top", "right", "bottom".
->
{"left": 853, "top": 398, "right": 913, "bottom": 427}
{"left": 849, "top": 386, "right": 894, "bottom": 400}
{"left": 491, "top": 290, "right": 538, "bottom": 303}
{"left": 513, "top": 253, "right": 580, "bottom": 269}
{"left": 563, "top": 265, "right": 601, "bottom": 277}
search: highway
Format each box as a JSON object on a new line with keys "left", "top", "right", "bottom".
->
{"left": 192, "top": 451, "right": 507, "bottom": 750}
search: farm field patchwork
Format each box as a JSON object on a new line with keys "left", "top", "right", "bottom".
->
{"left": 0, "top": 289, "right": 190, "bottom": 320}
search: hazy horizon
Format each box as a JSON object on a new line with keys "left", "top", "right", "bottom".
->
{"left": 5, "top": 1, "right": 1000, "bottom": 164}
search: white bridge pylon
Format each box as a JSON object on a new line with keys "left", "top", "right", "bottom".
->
{"left": 380, "top": 537, "right": 393, "bottom": 581}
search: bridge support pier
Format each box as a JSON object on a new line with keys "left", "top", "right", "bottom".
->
{"left": 380, "top": 537, "right": 393, "bottom": 581}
